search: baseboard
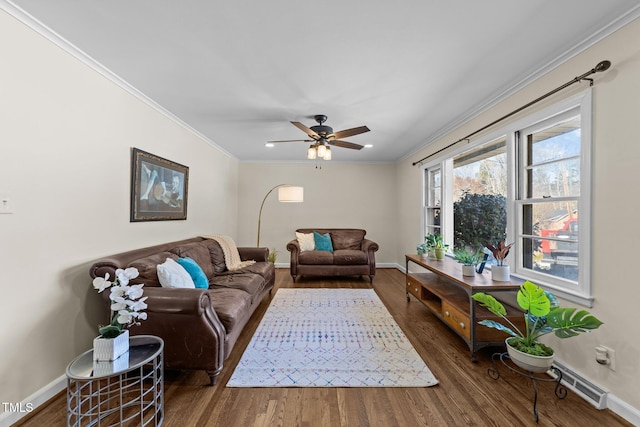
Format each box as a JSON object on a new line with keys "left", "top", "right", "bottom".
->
{"left": 607, "top": 394, "right": 640, "bottom": 426}
{"left": 0, "top": 375, "right": 66, "bottom": 427}
{"left": 274, "top": 262, "right": 403, "bottom": 270}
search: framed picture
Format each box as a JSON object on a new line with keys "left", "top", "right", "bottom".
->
{"left": 130, "top": 148, "right": 189, "bottom": 222}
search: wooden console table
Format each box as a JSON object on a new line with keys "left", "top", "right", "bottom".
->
{"left": 405, "top": 254, "right": 525, "bottom": 361}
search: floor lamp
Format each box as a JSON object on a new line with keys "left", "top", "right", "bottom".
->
{"left": 256, "top": 184, "right": 304, "bottom": 247}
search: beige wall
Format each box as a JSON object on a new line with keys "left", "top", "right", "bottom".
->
{"left": 0, "top": 8, "right": 238, "bottom": 418}
{"left": 237, "top": 162, "right": 397, "bottom": 265}
{"left": 397, "top": 17, "right": 640, "bottom": 412}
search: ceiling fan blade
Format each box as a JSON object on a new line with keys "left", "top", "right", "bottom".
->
{"left": 329, "top": 140, "right": 364, "bottom": 150}
{"left": 291, "top": 121, "right": 320, "bottom": 139}
{"left": 329, "top": 126, "right": 370, "bottom": 140}
{"left": 267, "top": 139, "right": 313, "bottom": 143}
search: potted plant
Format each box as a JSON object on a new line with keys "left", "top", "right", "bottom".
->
{"left": 453, "top": 248, "right": 482, "bottom": 276}
{"left": 92, "top": 267, "right": 147, "bottom": 361}
{"left": 433, "top": 236, "right": 449, "bottom": 260}
{"left": 417, "top": 233, "right": 439, "bottom": 259}
{"left": 486, "top": 240, "right": 513, "bottom": 281}
{"left": 268, "top": 248, "right": 278, "bottom": 263}
{"left": 472, "top": 280, "right": 603, "bottom": 372}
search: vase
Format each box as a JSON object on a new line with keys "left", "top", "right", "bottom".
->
{"left": 434, "top": 247, "right": 445, "bottom": 260}
{"left": 506, "top": 338, "right": 555, "bottom": 373}
{"left": 93, "top": 329, "right": 129, "bottom": 361}
{"left": 461, "top": 265, "right": 476, "bottom": 276}
{"left": 491, "top": 265, "right": 510, "bottom": 281}
{"left": 92, "top": 352, "right": 130, "bottom": 375}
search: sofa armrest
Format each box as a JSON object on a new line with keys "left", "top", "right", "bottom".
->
{"left": 123, "top": 287, "right": 227, "bottom": 382}
{"left": 362, "top": 239, "right": 379, "bottom": 277}
{"left": 362, "top": 239, "right": 379, "bottom": 254}
{"left": 286, "top": 239, "right": 300, "bottom": 255}
{"left": 286, "top": 240, "right": 301, "bottom": 279}
{"left": 238, "top": 247, "right": 269, "bottom": 262}
{"left": 142, "top": 287, "right": 212, "bottom": 315}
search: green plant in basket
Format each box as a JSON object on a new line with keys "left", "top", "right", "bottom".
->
{"left": 472, "top": 281, "right": 603, "bottom": 357}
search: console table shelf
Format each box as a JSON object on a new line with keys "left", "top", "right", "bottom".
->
{"left": 405, "top": 254, "right": 525, "bottom": 361}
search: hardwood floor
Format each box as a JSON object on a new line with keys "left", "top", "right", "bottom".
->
{"left": 18, "top": 268, "right": 631, "bottom": 426}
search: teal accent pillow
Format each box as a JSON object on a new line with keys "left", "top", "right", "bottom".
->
{"left": 313, "top": 231, "right": 334, "bottom": 252}
{"left": 177, "top": 257, "right": 209, "bottom": 289}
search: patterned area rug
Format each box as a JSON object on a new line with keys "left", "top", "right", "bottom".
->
{"left": 227, "top": 288, "right": 438, "bottom": 387}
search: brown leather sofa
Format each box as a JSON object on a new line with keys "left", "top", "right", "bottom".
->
{"left": 286, "top": 228, "right": 379, "bottom": 282}
{"left": 89, "top": 237, "right": 274, "bottom": 385}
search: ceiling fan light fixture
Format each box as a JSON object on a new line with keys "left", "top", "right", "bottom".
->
{"left": 323, "top": 146, "right": 332, "bottom": 160}
{"left": 317, "top": 144, "right": 327, "bottom": 158}
{"left": 307, "top": 145, "right": 317, "bottom": 160}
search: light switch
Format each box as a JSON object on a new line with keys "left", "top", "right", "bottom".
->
{"left": 0, "top": 194, "right": 13, "bottom": 214}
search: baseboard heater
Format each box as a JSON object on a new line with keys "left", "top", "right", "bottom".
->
{"left": 548, "top": 361, "right": 608, "bottom": 409}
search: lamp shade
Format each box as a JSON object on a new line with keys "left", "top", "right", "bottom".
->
{"left": 278, "top": 186, "right": 304, "bottom": 202}
{"left": 307, "top": 146, "right": 317, "bottom": 160}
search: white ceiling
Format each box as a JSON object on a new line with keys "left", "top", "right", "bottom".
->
{"left": 8, "top": 0, "right": 640, "bottom": 162}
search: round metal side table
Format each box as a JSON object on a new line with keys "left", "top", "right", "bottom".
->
{"left": 66, "top": 335, "right": 164, "bottom": 426}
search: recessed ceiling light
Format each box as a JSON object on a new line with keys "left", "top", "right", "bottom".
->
{"left": 265, "top": 143, "right": 275, "bottom": 148}
{"left": 365, "top": 144, "right": 373, "bottom": 148}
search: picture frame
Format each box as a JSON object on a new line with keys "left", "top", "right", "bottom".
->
{"left": 130, "top": 148, "right": 189, "bottom": 222}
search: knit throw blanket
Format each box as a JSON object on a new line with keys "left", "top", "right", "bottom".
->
{"left": 203, "top": 235, "right": 255, "bottom": 271}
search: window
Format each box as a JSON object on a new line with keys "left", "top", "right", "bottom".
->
{"left": 453, "top": 137, "right": 507, "bottom": 255}
{"left": 518, "top": 110, "right": 581, "bottom": 283}
{"left": 421, "top": 90, "right": 593, "bottom": 306}
{"left": 423, "top": 166, "right": 442, "bottom": 237}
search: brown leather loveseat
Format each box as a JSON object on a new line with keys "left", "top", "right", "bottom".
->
{"left": 286, "top": 228, "right": 379, "bottom": 282}
{"left": 89, "top": 236, "right": 274, "bottom": 385}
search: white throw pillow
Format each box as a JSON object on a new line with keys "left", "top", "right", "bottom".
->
{"left": 157, "top": 258, "right": 196, "bottom": 288}
{"left": 296, "top": 232, "right": 315, "bottom": 252}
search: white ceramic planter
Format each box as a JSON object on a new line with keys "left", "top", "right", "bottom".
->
{"left": 93, "top": 329, "right": 129, "bottom": 361}
{"left": 506, "top": 338, "right": 554, "bottom": 373}
{"left": 462, "top": 265, "right": 476, "bottom": 276}
{"left": 491, "top": 265, "right": 510, "bottom": 281}
{"left": 92, "top": 352, "right": 130, "bottom": 375}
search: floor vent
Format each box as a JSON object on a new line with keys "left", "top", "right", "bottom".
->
{"left": 548, "top": 361, "right": 608, "bottom": 409}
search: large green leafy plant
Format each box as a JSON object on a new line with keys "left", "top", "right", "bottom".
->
{"left": 472, "top": 281, "right": 603, "bottom": 356}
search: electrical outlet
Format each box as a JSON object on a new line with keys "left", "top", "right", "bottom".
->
{"left": 596, "top": 345, "right": 616, "bottom": 371}
{"left": 0, "top": 194, "right": 12, "bottom": 214}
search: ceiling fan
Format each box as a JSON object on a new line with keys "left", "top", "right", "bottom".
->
{"left": 268, "top": 115, "right": 370, "bottom": 160}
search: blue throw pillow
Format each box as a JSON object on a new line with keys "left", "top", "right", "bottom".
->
{"left": 177, "top": 257, "right": 209, "bottom": 289}
{"left": 313, "top": 231, "right": 334, "bottom": 252}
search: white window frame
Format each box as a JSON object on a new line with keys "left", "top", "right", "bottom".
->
{"left": 421, "top": 89, "right": 593, "bottom": 306}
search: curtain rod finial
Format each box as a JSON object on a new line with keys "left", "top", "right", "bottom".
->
{"left": 595, "top": 60, "right": 611, "bottom": 73}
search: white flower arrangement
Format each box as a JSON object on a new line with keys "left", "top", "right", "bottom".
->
{"left": 92, "top": 267, "right": 148, "bottom": 338}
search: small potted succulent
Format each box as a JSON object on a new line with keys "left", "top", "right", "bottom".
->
{"left": 472, "top": 280, "right": 603, "bottom": 372}
{"left": 453, "top": 248, "right": 482, "bottom": 276}
{"left": 486, "top": 240, "right": 513, "bottom": 281}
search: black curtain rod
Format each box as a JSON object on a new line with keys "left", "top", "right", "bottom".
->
{"left": 412, "top": 60, "right": 612, "bottom": 167}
